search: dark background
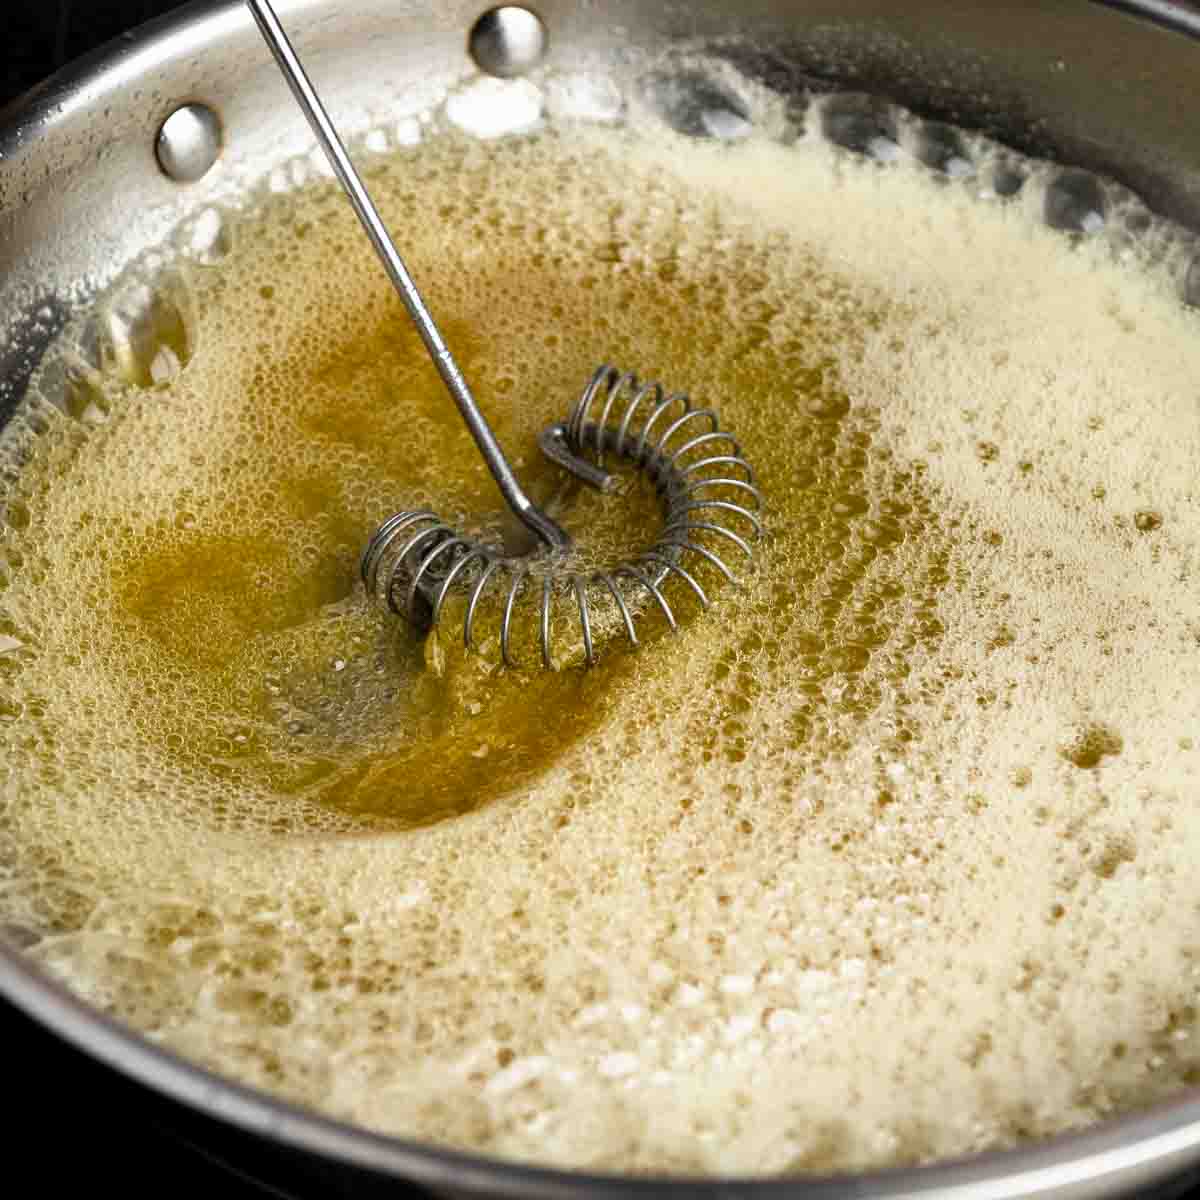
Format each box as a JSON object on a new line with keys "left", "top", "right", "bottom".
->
{"left": 4, "top": 0, "right": 193, "bottom": 107}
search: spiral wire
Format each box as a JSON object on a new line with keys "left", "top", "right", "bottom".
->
{"left": 247, "top": 6, "right": 761, "bottom": 670}
{"left": 361, "top": 365, "right": 762, "bottom": 669}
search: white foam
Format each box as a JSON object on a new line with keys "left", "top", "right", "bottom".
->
{"left": 445, "top": 78, "right": 543, "bottom": 139}
{"left": 2, "top": 82, "right": 1200, "bottom": 1178}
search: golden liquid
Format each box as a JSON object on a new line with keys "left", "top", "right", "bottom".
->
{"left": 4, "top": 116, "right": 1200, "bottom": 1174}
{"left": 17, "top": 132, "right": 949, "bottom": 834}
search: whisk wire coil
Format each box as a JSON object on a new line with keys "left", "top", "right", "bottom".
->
{"left": 361, "top": 365, "right": 762, "bottom": 670}
{"left": 247, "top": 4, "right": 761, "bottom": 672}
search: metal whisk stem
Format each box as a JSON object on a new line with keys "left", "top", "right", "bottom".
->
{"left": 246, "top": 0, "right": 570, "bottom": 553}
{"left": 250, "top": 1, "right": 761, "bottom": 668}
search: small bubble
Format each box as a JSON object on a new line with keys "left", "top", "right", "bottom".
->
{"left": 914, "top": 122, "right": 973, "bottom": 177}
{"left": 1061, "top": 723, "right": 1123, "bottom": 769}
{"left": 988, "top": 626, "right": 1015, "bottom": 651}
{"left": 4, "top": 499, "right": 31, "bottom": 531}
{"left": 1093, "top": 837, "right": 1137, "bottom": 879}
{"left": 806, "top": 393, "right": 851, "bottom": 422}
{"left": 860, "top": 520, "right": 902, "bottom": 548}
{"left": 100, "top": 277, "right": 192, "bottom": 388}
{"left": 644, "top": 71, "right": 751, "bottom": 141}
{"left": 989, "top": 163, "right": 1027, "bottom": 199}
{"left": 821, "top": 94, "right": 899, "bottom": 160}
{"left": 1045, "top": 170, "right": 1107, "bottom": 234}
{"left": 830, "top": 644, "right": 870, "bottom": 674}
{"left": 149, "top": 345, "right": 182, "bottom": 385}
{"left": 178, "top": 207, "right": 232, "bottom": 266}
{"left": 832, "top": 493, "right": 868, "bottom": 518}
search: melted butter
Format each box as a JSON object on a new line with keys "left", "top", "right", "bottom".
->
{"left": 3, "top": 115, "right": 1200, "bottom": 1175}
{"left": 78, "top": 133, "right": 947, "bottom": 829}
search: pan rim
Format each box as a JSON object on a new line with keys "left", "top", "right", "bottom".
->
{"left": 3, "top": 0, "right": 1200, "bottom": 1194}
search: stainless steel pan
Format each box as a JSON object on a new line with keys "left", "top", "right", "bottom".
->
{"left": 3, "top": 2, "right": 1200, "bottom": 1195}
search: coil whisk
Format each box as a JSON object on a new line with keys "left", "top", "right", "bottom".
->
{"left": 361, "top": 365, "right": 762, "bottom": 669}
{"left": 249, "top": 9, "right": 763, "bottom": 671}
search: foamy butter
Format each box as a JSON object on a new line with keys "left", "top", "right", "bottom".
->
{"left": 1, "top": 73, "right": 1200, "bottom": 1176}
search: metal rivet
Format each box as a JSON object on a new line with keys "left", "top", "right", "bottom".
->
{"left": 468, "top": 6, "right": 548, "bottom": 79}
{"left": 155, "top": 103, "right": 222, "bottom": 183}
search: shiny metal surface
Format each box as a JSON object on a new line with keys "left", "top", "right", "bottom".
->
{"left": 3, "top": 1, "right": 1200, "bottom": 1195}
{"left": 155, "top": 100, "right": 223, "bottom": 181}
{"left": 468, "top": 5, "right": 549, "bottom": 78}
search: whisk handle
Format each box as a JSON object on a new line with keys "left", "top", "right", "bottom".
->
{"left": 245, "top": 0, "right": 570, "bottom": 553}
